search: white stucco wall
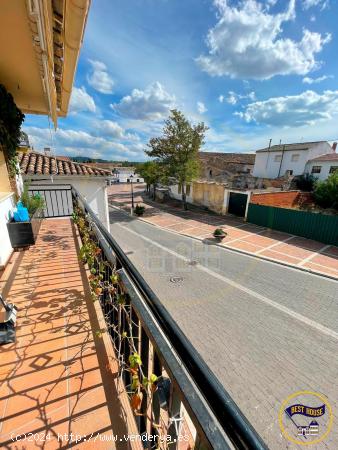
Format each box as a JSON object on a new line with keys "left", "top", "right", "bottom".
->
{"left": 253, "top": 142, "right": 333, "bottom": 178}
{"left": 0, "top": 192, "right": 16, "bottom": 267}
{"left": 111, "top": 170, "right": 144, "bottom": 183}
{"left": 169, "top": 184, "right": 193, "bottom": 203}
{"left": 28, "top": 177, "right": 110, "bottom": 229}
{"left": 304, "top": 160, "right": 338, "bottom": 180}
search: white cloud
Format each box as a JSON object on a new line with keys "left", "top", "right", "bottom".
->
{"left": 302, "top": 75, "right": 333, "bottom": 84}
{"left": 69, "top": 87, "right": 96, "bottom": 114}
{"left": 24, "top": 126, "right": 145, "bottom": 160}
{"left": 197, "top": 101, "right": 207, "bottom": 114}
{"left": 235, "top": 90, "right": 338, "bottom": 127}
{"left": 111, "top": 82, "right": 175, "bottom": 120}
{"left": 218, "top": 95, "right": 225, "bottom": 103}
{"left": 225, "top": 90, "right": 256, "bottom": 105}
{"left": 302, "top": 0, "right": 329, "bottom": 10}
{"left": 197, "top": 0, "right": 331, "bottom": 80}
{"left": 87, "top": 60, "right": 114, "bottom": 94}
{"left": 95, "top": 120, "right": 140, "bottom": 141}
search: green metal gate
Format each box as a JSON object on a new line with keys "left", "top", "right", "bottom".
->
{"left": 247, "top": 204, "right": 338, "bottom": 246}
{"left": 228, "top": 192, "right": 248, "bottom": 217}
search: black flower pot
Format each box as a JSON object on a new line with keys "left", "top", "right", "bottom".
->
{"left": 7, "top": 209, "right": 43, "bottom": 248}
{"left": 214, "top": 234, "right": 226, "bottom": 242}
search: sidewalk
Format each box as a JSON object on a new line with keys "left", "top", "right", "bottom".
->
{"left": 108, "top": 184, "right": 338, "bottom": 279}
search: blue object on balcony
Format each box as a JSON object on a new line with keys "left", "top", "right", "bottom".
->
{"left": 13, "top": 201, "right": 29, "bottom": 222}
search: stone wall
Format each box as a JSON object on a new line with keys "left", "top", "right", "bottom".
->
{"left": 192, "top": 181, "right": 226, "bottom": 214}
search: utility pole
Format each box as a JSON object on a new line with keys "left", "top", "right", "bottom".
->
{"left": 265, "top": 138, "right": 272, "bottom": 173}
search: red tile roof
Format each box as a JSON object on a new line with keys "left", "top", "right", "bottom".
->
{"left": 199, "top": 152, "right": 255, "bottom": 164}
{"left": 309, "top": 153, "right": 338, "bottom": 162}
{"left": 19, "top": 152, "right": 111, "bottom": 177}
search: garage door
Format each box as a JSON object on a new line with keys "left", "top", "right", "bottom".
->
{"left": 228, "top": 192, "right": 248, "bottom": 217}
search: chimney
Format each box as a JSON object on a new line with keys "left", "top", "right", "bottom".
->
{"left": 332, "top": 142, "right": 337, "bottom": 153}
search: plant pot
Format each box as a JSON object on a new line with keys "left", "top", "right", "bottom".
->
{"left": 214, "top": 234, "right": 226, "bottom": 242}
{"left": 7, "top": 209, "right": 43, "bottom": 248}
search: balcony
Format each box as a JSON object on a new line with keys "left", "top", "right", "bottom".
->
{"left": 0, "top": 187, "right": 266, "bottom": 449}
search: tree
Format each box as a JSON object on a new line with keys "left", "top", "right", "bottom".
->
{"left": 138, "top": 160, "right": 163, "bottom": 199}
{"left": 146, "top": 109, "right": 208, "bottom": 210}
{"left": 295, "top": 173, "right": 315, "bottom": 192}
{"left": 313, "top": 172, "right": 338, "bottom": 210}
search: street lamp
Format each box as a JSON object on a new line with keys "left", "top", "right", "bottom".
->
{"left": 130, "top": 174, "right": 134, "bottom": 213}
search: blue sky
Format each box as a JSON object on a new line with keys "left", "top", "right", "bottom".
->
{"left": 24, "top": 0, "right": 338, "bottom": 161}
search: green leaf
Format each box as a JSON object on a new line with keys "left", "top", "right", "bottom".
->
{"left": 129, "top": 352, "right": 142, "bottom": 368}
{"left": 149, "top": 374, "right": 158, "bottom": 384}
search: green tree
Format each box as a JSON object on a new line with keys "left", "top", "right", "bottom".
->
{"left": 313, "top": 171, "right": 338, "bottom": 210}
{"left": 295, "top": 173, "right": 316, "bottom": 192}
{"left": 138, "top": 160, "right": 162, "bottom": 199}
{"left": 146, "top": 109, "right": 208, "bottom": 210}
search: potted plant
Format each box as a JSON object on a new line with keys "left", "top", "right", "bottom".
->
{"left": 134, "top": 204, "right": 145, "bottom": 217}
{"left": 6, "top": 185, "right": 44, "bottom": 248}
{"left": 213, "top": 228, "right": 227, "bottom": 241}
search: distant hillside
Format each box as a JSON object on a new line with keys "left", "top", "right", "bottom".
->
{"left": 70, "top": 156, "right": 141, "bottom": 166}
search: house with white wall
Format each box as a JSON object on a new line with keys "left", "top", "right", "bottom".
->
{"left": 111, "top": 167, "right": 144, "bottom": 183}
{"left": 252, "top": 141, "right": 334, "bottom": 179}
{"left": 19, "top": 151, "right": 111, "bottom": 229}
{"left": 304, "top": 153, "right": 338, "bottom": 180}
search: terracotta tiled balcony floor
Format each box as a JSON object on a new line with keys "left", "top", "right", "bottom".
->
{"left": 0, "top": 219, "right": 139, "bottom": 449}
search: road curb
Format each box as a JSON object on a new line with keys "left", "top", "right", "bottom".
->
{"left": 108, "top": 203, "right": 337, "bottom": 282}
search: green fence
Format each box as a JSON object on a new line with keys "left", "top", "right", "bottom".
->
{"left": 247, "top": 204, "right": 338, "bottom": 246}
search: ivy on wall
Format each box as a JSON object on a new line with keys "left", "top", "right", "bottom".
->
{"left": 0, "top": 84, "right": 25, "bottom": 177}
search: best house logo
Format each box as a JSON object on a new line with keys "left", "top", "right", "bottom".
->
{"left": 279, "top": 391, "right": 333, "bottom": 445}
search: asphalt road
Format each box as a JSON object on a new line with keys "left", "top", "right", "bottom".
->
{"left": 109, "top": 207, "right": 338, "bottom": 450}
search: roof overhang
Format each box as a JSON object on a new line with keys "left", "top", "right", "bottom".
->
{"left": 0, "top": 0, "right": 90, "bottom": 127}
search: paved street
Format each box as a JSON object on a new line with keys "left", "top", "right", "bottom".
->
{"left": 108, "top": 183, "right": 338, "bottom": 279}
{"left": 109, "top": 192, "right": 338, "bottom": 450}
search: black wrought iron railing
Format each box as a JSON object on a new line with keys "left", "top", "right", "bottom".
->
{"left": 71, "top": 186, "right": 268, "bottom": 450}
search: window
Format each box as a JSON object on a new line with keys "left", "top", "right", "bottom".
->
{"left": 127, "top": 178, "right": 130, "bottom": 182}
{"left": 274, "top": 155, "right": 282, "bottom": 162}
{"left": 209, "top": 169, "right": 213, "bottom": 177}
{"left": 186, "top": 184, "right": 191, "bottom": 196}
{"left": 329, "top": 166, "right": 338, "bottom": 174}
{"left": 137, "top": 178, "right": 140, "bottom": 182}
{"left": 311, "top": 166, "right": 322, "bottom": 174}
{"left": 291, "top": 154, "right": 299, "bottom": 162}
{"left": 285, "top": 170, "right": 293, "bottom": 176}
{"left": 178, "top": 184, "right": 182, "bottom": 194}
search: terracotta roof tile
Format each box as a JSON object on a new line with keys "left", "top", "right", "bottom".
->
{"left": 19, "top": 152, "right": 110, "bottom": 177}
{"left": 309, "top": 153, "right": 338, "bottom": 162}
{"left": 199, "top": 152, "right": 255, "bottom": 165}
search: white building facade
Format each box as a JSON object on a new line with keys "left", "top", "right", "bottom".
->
{"left": 305, "top": 154, "right": 338, "bottom": 181}
{"left": 111, "top": 168, "right": 144, "bottom": 183}
{"left": 253, "top": 141, "right": 334, "bottom": 179}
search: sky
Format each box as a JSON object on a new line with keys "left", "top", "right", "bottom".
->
{"left": 24, "top": 0, "right": 338, "bottom": 161}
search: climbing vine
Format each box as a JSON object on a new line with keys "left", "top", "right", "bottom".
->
{"left": 72, "top": 205, "right": 164, "bottom": 444}
{"left": 0, "top": 84, "right": 25, "bottom": 177}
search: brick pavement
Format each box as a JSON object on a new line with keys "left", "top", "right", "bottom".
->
{"left": 108, "top": 184, "right": 338, "bottom": 279}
